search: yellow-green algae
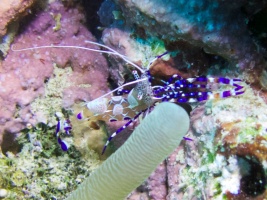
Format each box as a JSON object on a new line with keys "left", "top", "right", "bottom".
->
{"left": 30, "top": 64, "right": 73, "bottom": 126}
{"left": 52, "top": 13, "right": 62, "bottom": 32}
{"left": 133, "top": 36, "right": 170, "bottom": 67}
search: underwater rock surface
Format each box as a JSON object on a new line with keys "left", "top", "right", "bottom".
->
{"left": 0, "top": 0, "right": 36, "bottom": 37}
{"left": 0, "top": 0, "right": 267, "bottom": 199}
{"left": 97, "top": 0, "right": 267, "bottom": 199}
{"left": 0, "top": 1, "right": 109, "bottom": 138}
{"left": 109, "top": 0, "right": 267, "bottom": 88}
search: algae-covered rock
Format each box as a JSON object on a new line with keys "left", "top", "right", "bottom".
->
{"left": 11, "top": 170, "right": 26, "bottom": 187}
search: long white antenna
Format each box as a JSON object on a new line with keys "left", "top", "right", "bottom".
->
{"left": 11, "top": 41, "right": 145, "bottom": 73}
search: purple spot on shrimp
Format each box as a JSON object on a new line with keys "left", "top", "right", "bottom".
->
{"left": 123, "top": 117, "right": 131, "bottom": 121}
{"left": 58, "top": 137, "right": 69, "bottom": 151}
{"left": 187, "top": 83, "right": 196, "bottom": 88}
{"left": 196, "top": 76, "right": 207, "bottom": 82}
{"left": 117, "top": 127, "right": 125, "bottom": 132}
{"left": 197, "top": 97, "right": 204, "bottom": 101}
{"left": 177, "top": 98, "right": 188, "bottom": 103}
{"left": 222, "top": 90, "right": 231, "bottom": 98}
{"left": 117, "top": 89, "right": 130, "bottom": 95}
{"left": 56, "top": 121, "right": 61, "bottom": 134}
{"left": 76, "top": 112, "right": 83, "bottom": 120}
{"left": 218, "top": 77, "right": 230, "bottom": 84}
{"left": 60, "top": 140, "right": 69, "bottom": 151}
{"left": 233, "top": 84, "right": 243, "bottom": 91}
{"left": 233, "top": 78, "right": 241, "bottom": 82}
{"left": 183, "top": 137, "right": 193, "bottom": 141}
{"left": 64, "top": 126, "right": 71, "bottom": 130}
{"left": 189, "top": 92, "right": 197, "bottom": 98}
{"left": 235, "top": 90, "right": 245, "bottom": 95}
{"left": 197, "top": 92, "right": 208, "bottom": 101}
{"left": 64, "top": 127, "right": 72, "bottom": 135}
{"left": 109, "top": 119, "right": 117, "bottom": 122}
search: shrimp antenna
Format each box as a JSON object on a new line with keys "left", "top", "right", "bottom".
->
{"left": 11, "top": 41, "right": 145, "bottom": 73}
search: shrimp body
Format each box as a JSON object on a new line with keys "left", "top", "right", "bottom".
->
{"left": 12, "top": 41, "right": 245, "bottom": 153}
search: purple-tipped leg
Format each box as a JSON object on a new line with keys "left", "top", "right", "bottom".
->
{"left": 101, "top": 109, "right": 147, "bottom": 155}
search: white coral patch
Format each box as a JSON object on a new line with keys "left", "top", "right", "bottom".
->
{"left": 219, "top": 156, "right": 241, "bottom": 195}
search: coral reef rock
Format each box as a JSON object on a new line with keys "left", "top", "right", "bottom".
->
{"left": 106, "top": 0, "right": 267, "bottom": 88}
{"left": 0, "top": 0, "right": 36, "bottom": 37}
{"left": 0, "top": 1, "right": 109, "bottom": 141}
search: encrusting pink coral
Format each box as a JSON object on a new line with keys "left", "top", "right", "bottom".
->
{"left": 0, "top": 1, "right": 109, "bottom": 142}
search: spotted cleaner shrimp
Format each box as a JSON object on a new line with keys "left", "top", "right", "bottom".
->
{"left": 12, "top": 41, "right": 245, "bottom": 154}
